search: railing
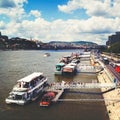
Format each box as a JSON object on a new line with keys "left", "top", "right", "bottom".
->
{"left": 57, "top": 98, "right": 120, "bottom": 102}
{"left": 98, "top": 60, "right": 115, "bottom": 82}
{"left": 52, "top": 82, "right": 116, "bottom": 89}
{"left": 102, "top": 52, "right": 120, "bottom": 60}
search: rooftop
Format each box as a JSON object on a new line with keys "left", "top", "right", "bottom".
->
{"left": 18, "top": 72, "right": 43, "bottom": 83}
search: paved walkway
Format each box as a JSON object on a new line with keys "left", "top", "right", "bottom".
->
{"left": 97, "top": 64, "right": 120, "bottom": 120}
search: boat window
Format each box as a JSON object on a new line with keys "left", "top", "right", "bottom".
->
{"left": 15, "top": 95, "right": 23, "bottom": 100}
{"left": 23, "top": 82, "right": 29, "bottom": 88}
{"left": 26, "top": 93, "right": 30, "bottom": 98}
{"left": 8, "top": 94, "right": 15, "bottom": 99}
{"left": 56, "top": 66, "right": 61, "bottom": 71}
{"left": 39, "top": 75, "right": 44, "bottom": 80}
{"left": 37, "top": 85, "right": 43, "bottom": 90}
{"left": 33, "top": 90, "right": 37, "bottom": 97}
{"left": 30, "top": 80, "right": 36, "bottom": 87}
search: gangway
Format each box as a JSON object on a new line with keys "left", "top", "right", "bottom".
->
{"left": 49, "top": 81, "right": 117, "bottom": 103}
{"left": 57, "top": 98, "right": 120, "bottom": 102}
{"left": 53, "top": 82, "right": 116, "bottom": 90}
{"left": 66, "top": 88, "right": 115, "bottom": 95}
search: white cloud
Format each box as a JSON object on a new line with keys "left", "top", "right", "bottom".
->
{"left": 2, "top": 16, "right": 120, "bottom": 45}
{"left": 0, "top": 21, "right": 6, "bottom": 29}
{"left": 29, "top": 10, "right": 41, "bottom": 18}
{"left": 2, "top": 17, "right": 120, "bottom": 44}
{"left": 58, "top": 0, "right": 120, "bottom": 17}
{"left": 58, "top": 0, "right": 80, "bottom": 14}
{"left": 0, "top": 0, "right": 27, "bottom": 22}
{"left": 13, "top": 0, "right": 28, "bottom": 7}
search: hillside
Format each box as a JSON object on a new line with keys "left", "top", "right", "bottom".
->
{"left": 49, "top": 41, "right": 98, "bottom": 46}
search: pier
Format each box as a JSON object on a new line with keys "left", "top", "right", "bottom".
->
{"left": 52, "top": 82, "right": 116, "bottom": 90}
{"left": 48, "top": 81, "right": 117, "bottom": 103}
{"left": 52, "top": 51, "right": 119, "bottom": 105}
{"left": 57, "top": 98, "right": 120, "bottom": 102}
{"left": 52, "top": 89, "right": 64, "bottom": 102}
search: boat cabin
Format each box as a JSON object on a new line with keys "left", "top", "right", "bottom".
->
{"left": 8, "top": 92, "right": 26, "bottom": 100}
{"left": 62, "top": 63, "right": 77, "bottom": 74}
{"left": 56, "top": 63, "right": 65, "bottom": 71}
{"left": 60, "top": 56, "right": 71, "bottom": 64}
{"left": 13, "top": 72, "right": 46, "bottom": 92}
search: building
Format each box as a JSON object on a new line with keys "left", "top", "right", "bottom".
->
{"left": 106, "top": 32, "right": 120, "bottom": 46}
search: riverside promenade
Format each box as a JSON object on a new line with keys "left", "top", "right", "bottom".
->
{"left": 97, "top": 64, "right": 120, "bottom": 120}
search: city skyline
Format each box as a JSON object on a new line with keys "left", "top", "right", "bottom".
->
{"left": 0, "top": 0, "right": 120, "bottom": 45}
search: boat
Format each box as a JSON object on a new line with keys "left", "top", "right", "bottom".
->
{"left": 39, "top": 91, "right": 57, "bottom": 106}
{"left": 60, "top": 56, "right": 72, "bottom": 64}
{"left": 55, "top": 62, "right": 65, "bottom": 75}
{"left": 44, "top": 53, "right": 50, "bottom": 57}
{"left": 62, "top": 63, "right": 77, "bottom": 75}
{"left": 71, "top": 59, "right": 80, "bottom": 64}
{"left": 5, "top": 72, "right": 48, "bottom": 105}
{"left": 40, "top": 81, "right": 65, "bottom": 106}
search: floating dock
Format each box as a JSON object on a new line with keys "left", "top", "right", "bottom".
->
{"left": 44, "top": 81, "right": 116, "bottom": 104}
{"left": 52, "top": 89, "right": 64, "bottom": 102}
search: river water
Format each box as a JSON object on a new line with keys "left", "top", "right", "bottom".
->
{"left": 0, "top": 50, "right": 109, "bottom": 120}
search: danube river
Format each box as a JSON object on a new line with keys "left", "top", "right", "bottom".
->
{"left": 0, "top": 50, "right": 109, "bottom": 120}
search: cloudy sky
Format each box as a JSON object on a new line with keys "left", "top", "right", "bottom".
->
{"left": 0, "top": 0, "right": 120, "bottom": 45}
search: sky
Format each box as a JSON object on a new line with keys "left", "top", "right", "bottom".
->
{"left": 0, "top": 0, "right": 120, "bottom": 45}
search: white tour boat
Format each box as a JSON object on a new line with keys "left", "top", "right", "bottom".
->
{"left": 5, "top": 72, "right": 48, "bottom": 105}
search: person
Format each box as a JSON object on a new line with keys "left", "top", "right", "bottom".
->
{"left": 18, "top": 82, "right": 21, "bottom": 88}
{"left": 24, "top": 93, "right": 27, "bottom": 100}
{"left": 21, "top": 81, "right": 24, "bottom": 88}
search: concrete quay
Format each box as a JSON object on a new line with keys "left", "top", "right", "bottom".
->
{"left": 97, "top": 65, "right": 120, "bottom": 120}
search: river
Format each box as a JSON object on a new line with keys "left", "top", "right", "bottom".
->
{"left": 0, "top": 50, "right": 109, "bottom": 120}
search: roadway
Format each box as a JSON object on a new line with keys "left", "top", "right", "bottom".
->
{"left": 106, "top": 65, "right": 120, "bottom": 82}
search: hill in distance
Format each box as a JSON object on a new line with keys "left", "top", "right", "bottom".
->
{"left": 49, "top": 41, "right": 98, "bottom": 46}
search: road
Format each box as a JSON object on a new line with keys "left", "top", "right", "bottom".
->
{"left": 106, "top": 65, "right": 120, "bottom": 82}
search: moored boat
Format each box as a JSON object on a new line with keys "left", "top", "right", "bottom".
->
{"left": 40, "top": 81, "right": 65, "bottom": 106}
{"left": 44, "top": 53, "right": 50, "bottom": 57}
{"left": 62, "top": 63, "right": 77, "bottom": 75}
{"left": 55, "top": 62, "right": 65, "bottom": 75}
{"left": 39, "top": 91, "right": 57, "bottom": 106}
{"left": 5, "top": 72, "right": 48, "bottom": 105}
{"left": 60, "top": 56, "right": 72, "bottom": 64}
